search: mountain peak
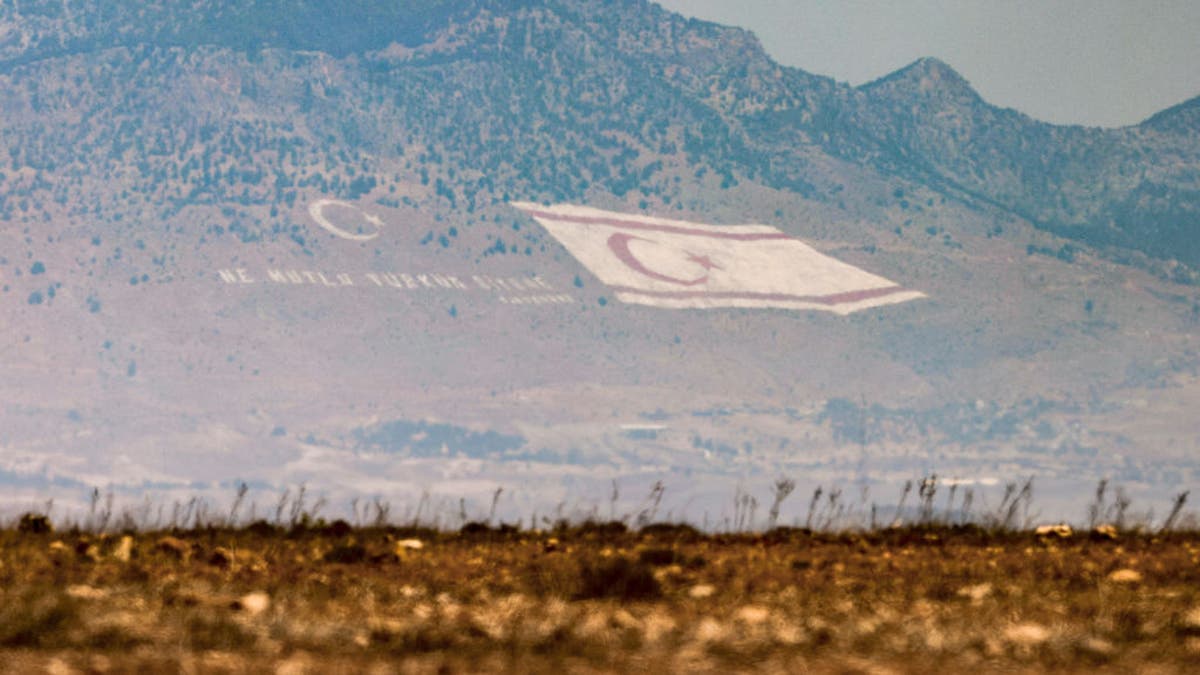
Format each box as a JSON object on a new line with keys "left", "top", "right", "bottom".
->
{"left": 906, "top": 56, "right": 960, "bottom": 76}
{"left": 860, "top": 57, "right": 979, "bottom": 101}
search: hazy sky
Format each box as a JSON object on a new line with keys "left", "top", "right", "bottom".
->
{"left": 654, "top": 0, "right": 1200, "bottom": 128}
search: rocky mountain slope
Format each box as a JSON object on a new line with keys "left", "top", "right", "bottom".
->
{"left": 2, "top": 1, "right": 1197, "bottom": 267}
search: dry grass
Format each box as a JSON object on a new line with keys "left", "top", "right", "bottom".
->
{"left": 2, "top": 518, "right": 1200, "bottom": 673}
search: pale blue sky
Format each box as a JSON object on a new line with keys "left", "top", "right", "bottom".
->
{"left": 654, "top": 0, "right": 1200, "bottom": 128}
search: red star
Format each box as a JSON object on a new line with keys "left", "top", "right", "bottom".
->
{"left": 686, "top": 252, "right": 721, "bottom": 271}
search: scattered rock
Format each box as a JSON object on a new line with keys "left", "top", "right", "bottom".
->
{"left": 75, "top": 541, "right": 101, "bottom": 563}
{"left": 366, "top": 617, "right": 407, "bottom": 642}
{"left": 1077, "top": 636, "right": 1115, "bottom": 660}
{"left": 652, "top": 564, "right": 685, "bottom": 584}
{"left": 694, "top": 617, "right": 726, "bottom": 643}
{"left": 610, "top": 608, "right": 642, "bottom": 631}
{"left": 574, "top": 610, "right": 611, "bottom": 641}
{"left": 156, "top": 536, "right": 190, "bottom": 559}
{"left": 853, "top": 617, "right": 882, "bottom": 637}
{"left": 274, "top": 652, "right": 312, "bottom": 675}
{"left": 805, "top": 616, "right": 834, "bottom": 645}
{"left": 208, "top": 547, "right": 234, "bottom": 568}
{"left": 43, "top": 657, "right": 75, "bottom": 675}
{"left": 112, "top": 535, "right": 134, "bottom": 562}
{"left": 1091, "top": 524, "right": 1119, "bottom": 540}
{"left": 642, "top": 610, "right": 677, "bottom": 644}
{"left": 1107, "top": 568, "right": 1143, "bottom": 584}
{"left": 957, "top": 582, "right": 994, "bottom": 604}
{"left": 688, "top": 584, "right": 716, "bottom": 599}
{"left": 922, "top": 627, "right": 947, "bottom": 651}
{"left": 1035, "top": 523, "right": 1073, "bottom": 539}
{"left": 66, "top": 584, "right": 109, "bottom": 600}
{"left": 1003, "top": 622, "right": 1051, "bottom": 648}
{"left": 233, "top": 591, "right": 271, "bottom": 616}
{"left": 734, "top": 605, "right": 771, "bottom": 625}
{"left": 772, "top": 621, "right": 807, "bottom": 646}
{"left": 1178, "top": 606, "right": 1200, "bottom": 635}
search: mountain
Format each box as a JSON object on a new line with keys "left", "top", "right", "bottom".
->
{"left": 849, "top": 57, "right": 1200, "bottom": 276}
{"left": 3, "top": 2, "right": 1197, "bottom": 268}
{"left": 1143, "top": 95, "right": 1200, "bottom": 134}
{"left": 2, "top": 0, "right": 1199, "bottom": 520}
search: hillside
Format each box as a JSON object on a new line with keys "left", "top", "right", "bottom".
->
{"left": 2, "top": 1, "right": 1197, "bottom": 266}
{"left": 1, "top": 0, "right": 1199, "bottom": 519}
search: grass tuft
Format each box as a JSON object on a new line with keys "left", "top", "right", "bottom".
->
{"left": 17, "top": 512, "right": 53, "bottom": 535}
{"left": 576, "top": 556, "right": 662, "bottom": 601}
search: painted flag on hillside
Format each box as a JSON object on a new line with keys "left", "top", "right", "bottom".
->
{"left": 512, "top": 203, "right": 925, "bottom": 315}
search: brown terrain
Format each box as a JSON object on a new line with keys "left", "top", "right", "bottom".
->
{"left": 3, "top": 512, "right": 1200, "bottom": 673}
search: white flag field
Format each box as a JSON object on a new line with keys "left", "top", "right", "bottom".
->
{"left": 512, "top": 203, "right": 925, "bottom": 315}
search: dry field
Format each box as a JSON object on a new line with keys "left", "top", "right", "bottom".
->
{"left": 3, "top": 516, "right": 1200, "bottom": 673}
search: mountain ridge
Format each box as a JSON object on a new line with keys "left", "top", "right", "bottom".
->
{"left": 1142, "top": 93, "right": 1200, "bottom": 133}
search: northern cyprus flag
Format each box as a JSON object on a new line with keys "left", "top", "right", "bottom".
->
{"left": 513, "top": 203, "right": 925, "bottom": 315}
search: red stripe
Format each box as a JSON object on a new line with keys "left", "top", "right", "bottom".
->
{"left": 517, "top": 207, "right": 793, "bottom": 241}
{"left": 609, "top": 284, "right": 912, "bottom": 306}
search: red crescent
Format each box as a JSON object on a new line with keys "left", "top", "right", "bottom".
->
{"left": 607, "top": 233, "right": 709, "bottom": 286}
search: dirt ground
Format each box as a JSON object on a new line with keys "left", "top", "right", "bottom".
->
{"left": 3, "top": 520, "right": 1200, "bottom": 673}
